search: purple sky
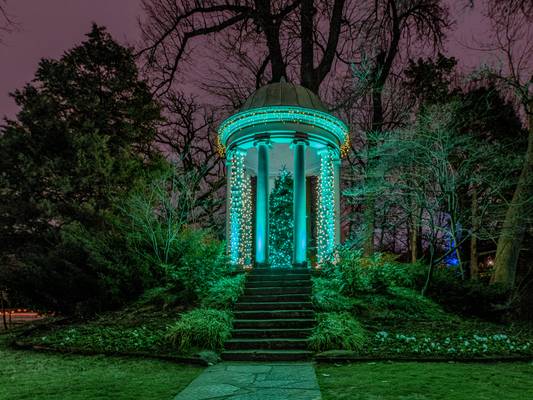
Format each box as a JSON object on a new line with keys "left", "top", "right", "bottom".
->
{"left": 0, "top": 1, "right": 490, "bottom": 120}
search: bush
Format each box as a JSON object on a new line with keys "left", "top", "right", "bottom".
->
{"left": 416, "top": 268, "right": 509, "bottom": 319}
{"left": 323, "top": 248, "right": 419, "bottom": 296}
{"left": 351, "top": 287, "right": 447, "bottom": 321}
{"left": 166, "top": 309, "right": 232, "bottom": 353}
{"left": 159, "top": 228, "right": 227, "bottom": 302}
{"left": 136, "top": 286, "right": 184, "bottom": 309}
{"left": 309, "top": 312, "right": 367, "bottom": 352}
{"left": 312, "top": 277, "right": 352, "bottom": 312}
{"left": 202, "top": 274, "right": 246, "bottom": 310}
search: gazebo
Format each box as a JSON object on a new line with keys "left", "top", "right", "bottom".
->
{"left": 218, "top": 80, "right": 349, "bottom": 268}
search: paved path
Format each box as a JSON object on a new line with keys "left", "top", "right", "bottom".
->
{"left": 174, "top": 362, "right": 322, "bottom": 400}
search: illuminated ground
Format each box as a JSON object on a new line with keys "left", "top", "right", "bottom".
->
{"left": 317, "top": 361, "right": 533, "bottom": 400}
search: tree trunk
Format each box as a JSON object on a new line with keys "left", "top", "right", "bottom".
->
{"left": 492, "top": 110, "right": 533, "bottom": 288}
{"left": 363, "top": 84, "right": 385, "bottom": 256}
{"left": 255, "top": 0, "right": 286, "bottom": 82}
{"left": 421, "top": 244, "right": 436, "bottom": 296}
{"left": 410, "top": 198, "right": 418, "bottom": 263}
{"left": 470, "top": 187, "right": 479, "bottom": 280}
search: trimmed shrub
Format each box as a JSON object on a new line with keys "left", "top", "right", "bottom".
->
{"left": 166, "top": 308, "right": 232, "bottom": 353}
{"left": 202, "top": 274, "right": 246, "bottom": 310}
{"left": 309, "top": 312, "right": 367, "bottom": 352}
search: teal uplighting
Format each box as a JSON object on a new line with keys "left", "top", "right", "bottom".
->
{"left": 218, "top": 106, "right": 349, "bottom": 146}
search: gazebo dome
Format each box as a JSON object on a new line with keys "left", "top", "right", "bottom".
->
{"left": 218, "top": 80, "right": 348, "bottom": 151}
{"left": 240, "top": 81, "right": 329, "bottom": 114}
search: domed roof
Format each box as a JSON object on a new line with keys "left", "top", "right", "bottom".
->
{"left": 240, "top": 80, "right": 329, "bottom": 113}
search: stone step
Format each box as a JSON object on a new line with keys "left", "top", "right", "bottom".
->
{"left": 247, "top": 274, "right": 311, "bottom": 282}
{"left": 244, "top": 286, "right": 311, "bottom": 296}
{"left": 250, "top": 268, "right": 310, "bottom": 275}
{"left": 235, "top": 301, "right": 313, "bottom": 311}
{"left": 232, "top": 328, "right": 313, "bottom": 339}
{"left": 225, "top": 338, "right": 309, "bottom": 350}
{"left": 221, "top": 350, "right": 314, "bottom": 362}
{"left": 240, "top": 294, "right": 311, "bottom": 303}
{"left": 233, "top": 318, "right": 315, "bottom": 330}
{"left": 246, "top": 280, "right": 311, "bottom": 288}
{"left": 234, "top": 309, "right": 315, "bottom": 320}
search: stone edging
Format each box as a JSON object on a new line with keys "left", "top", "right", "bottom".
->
{"left": 314, "top": 352, "right": 533, "bottom": 363}
{"left": 10, "top": 341, "right": 209, "bottom": 366}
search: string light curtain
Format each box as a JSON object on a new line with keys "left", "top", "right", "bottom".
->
{"left": 317, "top": 148, "right": 336, "bottom": 264}
{"left": 228, "top": 149, "right": 252, "bottom": 265}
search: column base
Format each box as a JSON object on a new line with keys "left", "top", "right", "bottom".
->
{"left": 254, "top": 262, "right": 270, "bottom": 269}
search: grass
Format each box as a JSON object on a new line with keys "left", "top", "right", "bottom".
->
{"left": 316, "top": 361, "right": 533, "bottom": 400}
{"left": 0, "top": 335, "right": 202, "bottom": 400}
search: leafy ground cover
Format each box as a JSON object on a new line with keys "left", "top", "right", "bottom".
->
{"left": 13, "top": 273, "right": 245, "bottom": 358}
{"left": 312, "top": 251, "right": 533, "bottom": 358}
{"left": 14, "top": 306, "right": 184, "bottom": 356}
{"left": 316, "top": 361, "right": 533, "bottom": 400}
{"left": 0, "top": 335, "right": 202, "bottom": 400}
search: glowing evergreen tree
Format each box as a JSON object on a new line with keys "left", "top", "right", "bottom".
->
{"left": 269, "top": 167, "right": 293, "bottom": 268}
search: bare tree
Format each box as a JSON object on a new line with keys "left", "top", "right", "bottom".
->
{"left": 0, "top": 0, "right": 16, "bottom": 43}
{"left": 355, "top": 0, "right": 451, "bottom": 255}
{"left": 475, "top": 2, "right": 533, "bottom": 289}
{"left": 138, "top": 0, "right": 369, "bottom": 96}
{"left": 157, "top": 91, "right": 227, "bottom": 231}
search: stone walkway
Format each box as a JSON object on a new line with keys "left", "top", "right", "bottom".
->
{"left": 174, "top": 362, "right": 322, "bottom": 400}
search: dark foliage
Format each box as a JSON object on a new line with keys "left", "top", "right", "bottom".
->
{"left": 413, "top": 268, "right": 509, "bottom": 320}
{"left": 0, "top": 25, "right": 162, "bottom": 313}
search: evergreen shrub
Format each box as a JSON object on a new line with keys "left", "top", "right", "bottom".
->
{"left": 312, "top": 277, "right": 352, "bottom": 312}
{"left": 416, "top": 268, "right": 509, "bottom": 319}
{"left": 202, "top": 274, "right": 246, "bottom": 310}
{"left": 324, "top": 248, "right": 419, "bottom": 296}
{"left": 166, "top": 309, "right": 232, "bottom": 352}
{"left": 309, "top": 312, "right": 367, "bottom": 352}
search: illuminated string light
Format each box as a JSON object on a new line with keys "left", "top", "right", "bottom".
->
{"left": 238, "top": 172, "right": 253, "bottom": 265}
{"left": 229, "top": 149, "right": 251, "bottom": 265}
{"left": 317, "top": 148, "right": 336, "bottom": 264}
{"left": 218, "top": 106, "right": 349, "bottom": 147}
{"left": 216, "top": 135, "right": 226, "bottom": 158}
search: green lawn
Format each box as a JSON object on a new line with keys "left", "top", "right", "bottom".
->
{"left": 0, "top": 337, "right": 203, "bottom": 400}
{"left": 317, "top": 361, "right": 533, "bottom": 400}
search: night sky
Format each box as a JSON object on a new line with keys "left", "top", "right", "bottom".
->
{"left": 0, "top": 0, "right": 491, "bottom": 120}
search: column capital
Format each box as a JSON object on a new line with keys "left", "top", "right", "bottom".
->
{"left": 253, "top": 136, "right": 272, "bottom": 148}
{"left": 290, "top": 138, "right": 309, "bottom": 148}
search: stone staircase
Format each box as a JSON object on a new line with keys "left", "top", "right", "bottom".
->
{"left": 221, "top": 267, "right": 315, "bottom": 361}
